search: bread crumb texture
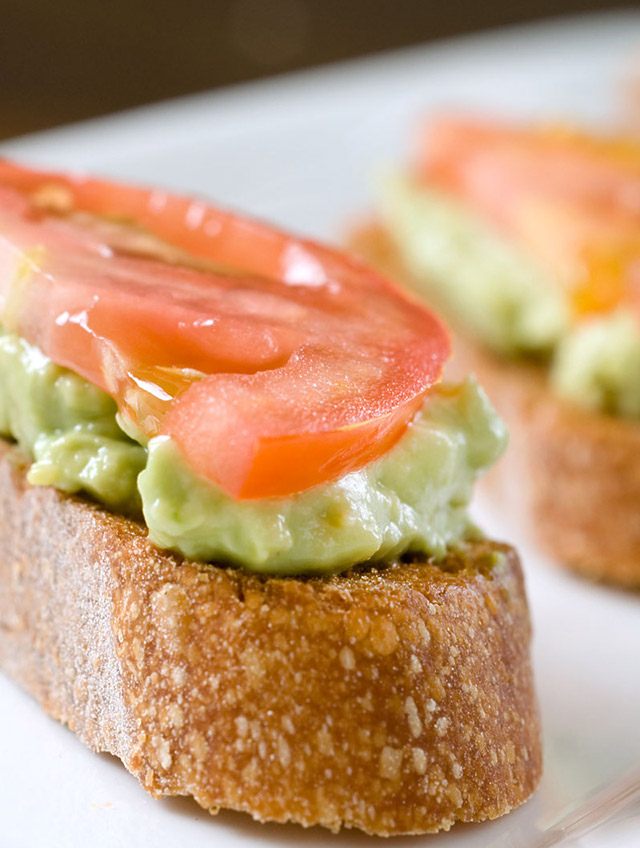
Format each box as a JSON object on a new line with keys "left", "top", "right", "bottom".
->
{"left": 0, "top": 443, "right": 541, "bottom": 835}
{"left": 474, "top": 350, "right": 640, "bottom": 589}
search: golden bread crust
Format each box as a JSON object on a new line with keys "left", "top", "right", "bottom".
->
{"left": 0, "top": 441, "right": 541, "bottom": 835}
{"left": 350, "top": 222, "right": 640, "bottom": 589}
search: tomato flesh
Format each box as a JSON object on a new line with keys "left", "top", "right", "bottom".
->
{"left": 0, "top": 161, "right": 450, "bottom": 499}
{"left": 417, "top": 117, "right": 640, "bottom": 315}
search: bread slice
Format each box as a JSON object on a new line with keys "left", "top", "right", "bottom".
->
{"left": 0, "top": 440, "right": 541, "bottom": 835}
{"left": 350, "top": 222, "right": 640, "bottom": 589}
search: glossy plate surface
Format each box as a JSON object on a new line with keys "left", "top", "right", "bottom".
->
{"left": 1, "top": 11, "right": 640, "bottom": 847}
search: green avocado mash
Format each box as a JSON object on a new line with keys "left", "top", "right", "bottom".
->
{"left": 376, "top": 173, "right": 640, "bottom": 418}
{"left": 0, "top": 331, "right": 146, "bottom": 513}
{"left": 376, "top": 173, "right": 570, "bottom": 356}
{"left": 551, "top": 311, "right": 640, "bottom": 418}
{"left": 0, "top": 328, "right": 506, "bottom": 574}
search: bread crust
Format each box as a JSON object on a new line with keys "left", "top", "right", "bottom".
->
{"left": 0, "top": 441, "right": 540, "bottom": 835}
{"left": 350, "top": 222, "right": 640, "bottom": 589}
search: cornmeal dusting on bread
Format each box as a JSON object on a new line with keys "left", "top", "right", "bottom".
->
{"left": 405, "top": 696, "right": 423, "bottom": 738}
{"left": 339, "top": 646, "right": 356, "bottom": 670}
{"left": 412, "top": 748, "right": 428, "bottom": 775}
{"left": 0, "top": 443, "right": 542, "bottom": 835}
{"left": 379, "top": 746, "right": 403, "bottom": 780}
{"left": 281, "top": 715, "right": 295, "bottom": 734}
{"left": 369, "top": 616, "right": 400, "bottom": 655}
{"left": 435, "top": 717, "right": 450, "bottom": 737}
{"left": 409, "top": 654, "right": 423, "bottom": 674}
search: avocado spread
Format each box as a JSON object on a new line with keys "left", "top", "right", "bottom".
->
{"left": 377, "top": 173, "right": 640, "bottom": 418}
{"left": 377, "top": 174, "right": 570, "bottom": 356}
{"left": 551, "top": 311, "right": 640, "bottom": 418}
{"left": 0, "top": 328, "right": 506, "bottom": 574}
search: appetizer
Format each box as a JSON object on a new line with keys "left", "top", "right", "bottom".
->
{"left": 0, "top": 160, "right": 541, "bottom": 835}
{"left": 355, "top": 117, "right": 640, "bottom": 588}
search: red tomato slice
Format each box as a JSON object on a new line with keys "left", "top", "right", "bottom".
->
{"left": 416, "top": 117, "right": 640, "bottom": 315}
{"left": 0, "top": 161, "right": 450, "bottom": 499}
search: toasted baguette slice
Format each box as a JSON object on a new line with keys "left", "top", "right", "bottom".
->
{"left": 0, "top": 440, "right": 541, "bottom": 835}
{"left": 350, "top": 222, "right": 640, "bottom": 589}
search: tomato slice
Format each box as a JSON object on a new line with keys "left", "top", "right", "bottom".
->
{"left": 0, "top": 161, "right": 450, "bottom": 499}
{"left": 416, "top": 117, "right": 640, "bottom": 315}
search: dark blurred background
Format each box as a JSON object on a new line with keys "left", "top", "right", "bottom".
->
{"left": 0, "top": 0, "right": 627, "bottom": 141}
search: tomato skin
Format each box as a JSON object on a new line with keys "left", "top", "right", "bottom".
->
{"left": 0, "top": 161, "right": 450, "bottom": 499}
{"left": 417, "top": 118, "right": 640, "bottom": 316}
{"left": 165, "top": 359, "right": 427, "bottom": 499}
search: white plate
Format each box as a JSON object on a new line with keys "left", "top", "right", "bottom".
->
{"left": 2, "top": 11, "right": 640, "bottom": 848}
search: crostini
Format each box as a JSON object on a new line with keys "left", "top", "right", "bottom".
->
{"left": 354, "top": 117, "right": 640, "bottom": 588}
{"left": 0, "top": 160, "right": 541, "bottom": 834}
